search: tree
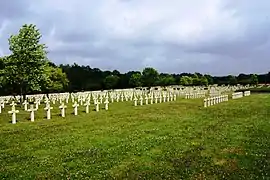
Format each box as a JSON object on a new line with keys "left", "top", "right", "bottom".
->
{"left": 129, "top": 73, "right": 142, "bottom": 87}
{"left": 250, "top": 74, "right": 258, "bottom": 86}
{"left": 103, "top": 75, "right": 119, "bottom": 89}
{"left": 179, "top": 76, "right": 193, "bottom": 86}
{"left": 204, "top": 74, "right": 213, "bottom": 85}
{"left": 112, "top": 70, "right": 120, "bottom": 76}
{"left": 228, "top": 75, "right": 237, "bottom": 85}
{"left": 200, "top": 76, "right": 208, "bottom": 86}
{"left": 192, "top": 74, "right": 200, "bottom": 86}
{"left": 0, "top": 24, "right": 49, "bottom": 98}
{"left": 158, "top": 75, "right": 175, "bottom": 86}
{"left": 141, "top": 67, "right": 159, "bottom": 87}
{"left": 42, "top": 66, "right": 69, "bottom": 93}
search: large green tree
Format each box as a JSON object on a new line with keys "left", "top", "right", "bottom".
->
{"left": 228, "top": 75, "right": 238, "bottom": 85}
{"left": 103, "top": 75, "right": 120, "bottom": 89}
{"left": 141, "top": 67, "right": 159, "bottom": 87}
{"left": 0, "top": 24, "right": 49, "bottom": 97}
{"left": 204, "top": 74, "right": 213, "bottom": 85}
{"left": 158, "top": 75, "right": 175, "bottom": 86}
{"left": 43, "top": 66, "right": 69, "bottom": 93}
{"left": 192, "top": 74, "right": 200, "bottom": 86}
{"left": 129, "top": 73, "right": 142, "bottom": 87}
{"left": 200, "top": 76, "right": 209, "bottom": 86}
{"left": 179, "top": 76, "right": 193, "bottom": 86}
{"left": 250, "top": 74, "right": 258, "bottom": 86}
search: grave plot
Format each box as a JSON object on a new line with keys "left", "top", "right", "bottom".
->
{"left": 0, "top": 88, "right": 182, "bottom": 124}
{"left": 0, "top": 85, "right": 253, "bottom": 124}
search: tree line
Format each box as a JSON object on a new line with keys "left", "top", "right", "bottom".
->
{"left": 0, "top": 24, "right": 268, "bottom": 96}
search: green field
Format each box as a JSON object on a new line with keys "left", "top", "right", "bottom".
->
{"left": 0, "top": 94, "right": 270, "bottom": 179}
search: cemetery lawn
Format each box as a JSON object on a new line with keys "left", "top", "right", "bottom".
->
{"left": 1, "top": 95, "right": 270, "bottom": 179}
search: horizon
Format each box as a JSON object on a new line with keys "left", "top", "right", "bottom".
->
{"left": 0, "top": 0, "right": 270, "bottom": 76}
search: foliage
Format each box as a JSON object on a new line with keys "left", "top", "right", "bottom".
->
{"left": 129, "top": 73, "right": 142, "bottom": 87}
{"left": 250, "top": 74, "right": 258, "bottom": 85}
{"left": 204, "top": 74, "right": 213, "bottom": 85}
{"left": 228, "top": 75, "right": 238, "bottom": 85}
{"left": 103, "top": 75, "right": 120, "bottom": 89}
{"left": 141, "top": 67, "right": 159, "bottom": 87}
{"left": 192, "top": 74, "right": 200, "bottom": 86}
{"left": 158, "top": 74, "right": 176, "bottom": 86}
{"left": 180, "top": 76, "right": 193, "bottom": 86}
{"left": 43, "top": 66, "right": 69, "bottom": 93}
{"left": 0, "top": 24, "right": 48, "bottom": 96}
{"left": 200, "top": 76, "right": 209, "bottom": 86}
{"left": 0, "top": 24, "right": 69, "bottom": 96}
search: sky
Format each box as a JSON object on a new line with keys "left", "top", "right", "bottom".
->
{"left": 0, "top": 0, "right": 270, "bottom": 76}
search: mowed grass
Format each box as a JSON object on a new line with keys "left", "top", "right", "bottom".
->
{"left": 0, "top": 94, "right": 270, "bottom": 179}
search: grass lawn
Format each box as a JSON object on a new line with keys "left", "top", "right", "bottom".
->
{"left": 0, "top": 94, "right": 270, "bottom": 179}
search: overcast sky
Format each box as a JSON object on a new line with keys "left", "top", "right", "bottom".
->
{"left": 0, "top": 0, "right": 270, "bottom": 75}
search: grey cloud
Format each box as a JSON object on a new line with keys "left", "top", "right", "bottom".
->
{"left": 0, "top": 0, "right": 31, "bottom": 21}
{"left": 1, "top": 0, "right": 270, "bottom": 76}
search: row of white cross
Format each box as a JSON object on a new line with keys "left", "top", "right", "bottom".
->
{"left": 6, "top": 98, "right": 110, "bottom": 124}
{"left": 244, "top": 91, "right": 251, "bottom": 96}
{"left": 203, "top": 95, "right": 229, "bottom": 107}
{"left": 134, "top": 94, "right": 177, "bottom": 106}
{"left": 232, "top": 92, "right": 244, "bottom": 99}
{"left": 204, "top": 91, "right": 251, "bottom": 107}
{"left": 0, "top": 84, "right": 250, "bottom": 105}
{"left": 185, "top": 93, "right": 206, "bottom": 99}
{"left": 1, "top": 88, "right": 252, "bottom": 124}
{"left": 5, "top": 92, "right": 178, "bottom": 124}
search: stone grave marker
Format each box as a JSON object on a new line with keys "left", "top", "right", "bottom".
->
{"left": 27, "top": 105, "right": 38, "bottom": 122}
{"left": 72, "top": 101, "right": 79, "bottom": 116}
{"left": 59, "top": 103, "right": 67, "bottom": 117}
{"left": 8, "top": 106, "right": 19, "bottom": 124}
{"left": 44, "top": 103, "right": 53, "bottom": 120}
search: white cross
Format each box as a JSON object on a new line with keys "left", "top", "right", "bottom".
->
{"left": 34, "top": 100, "right": 39, "bottom": 109}
{"left": 10, "top": 101, "right": 17, "bottom": 108}
{"left": 104, "top": 99, "right": 109, "bottom": 110}
{"left": 72, "top": 101, "right": 79, "bottom": 116}
{"left": 139, "top": 96, "right": 143, "bottom": 105}
{"left": 204, "top": 99, "right": 207, "bottom": 108}
{"left": 99, "top": 96, "right": 103, "bottom": 104}
{"left": 145, "top": 96, "right": 149, "bottom": 105}
{"left": 22, "top": 100, "right": 29, "bottom": 111}
{"left": 150, "top": 96, "right": 153, "bottom": 104}
{"left": 134, "top": 96, "right": 138, "bottom": 106}
{"left": 163, "top": 95, "right": 166, "bottom": 102}
{"left": 84, "top": 100, "right": 90, "bottom": 113}
{"left": 59, "top": 103, "right": 67, "bottom": 117}
{"left": 27, "top": 105, "right": 38, "bottom": 122}
{"left": 44, "top": 98, "right": 50, "bottom": 105}
{"left": 0, "top": 100, "right": 5, "bottom": 108}
{"left": 173, "top": 94, "right": 177, "bottom": 101}
{"left": 66, "top": 97, "right": 69, "bottom": 104}
{"left": 95, "top": 101, "right": 100, "bottom": 112}
{"left": 8, "top": 106, "right": 19, "bottom": 124}
{"left": 79, "top": 97, "right": 84, "bottom": 105}
{"left": 44, "top": 104, "right": 53, "bottom": 119}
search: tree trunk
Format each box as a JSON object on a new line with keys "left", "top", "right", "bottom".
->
{"left": 20, "top": 85, "right": 26, "bottom": 103}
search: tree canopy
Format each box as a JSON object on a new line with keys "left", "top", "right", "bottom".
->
{"left": 141, "top": 67, "right": 159, "bottom": 87}
{"left": 0, "top": 24, "right": 68, "bottom": 97}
